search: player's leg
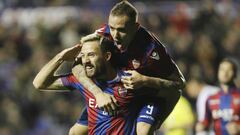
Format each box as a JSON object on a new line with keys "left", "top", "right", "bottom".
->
{"left": 69, "top": 108, "right": 88, "bottom": 135}
{"left": 136, "top": 90, "right": 180, "bottom": 135}
{"left": 136, "top": 122, "right": 154, "bottom": 135}
{"left": 136, "top": 103, "right": 161, "bottom": 135}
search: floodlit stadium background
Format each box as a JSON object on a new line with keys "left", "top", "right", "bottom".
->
{"left": 0, "top": 0, "right": 239, "bottom": 135}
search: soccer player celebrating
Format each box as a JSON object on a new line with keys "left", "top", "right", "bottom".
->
{"left": 70, "top": 1, "right": 185, "bottom": 135}
{"left": 33, "top": 37, "right": 162, "bottom": 134}
{"left": 196, "top": 58, "right": 240, "bottom": 135}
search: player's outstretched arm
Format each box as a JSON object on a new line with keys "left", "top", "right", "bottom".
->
{"left": 80, "top": 32, "right": 100, "bottom": 44}
{"left": 195, "top": 122, "right": 208, "bottom": 134}
{"left": 122, "top": 65, "right": 185, "bottom": 97}
{"left": 33, "top": 45, "right": 81, "bottom": 90}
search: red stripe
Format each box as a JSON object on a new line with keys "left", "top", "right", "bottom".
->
{"left": 214, "top": 120, "right": 222, "bottom": 135}
{"left": 106, "top": 117, "right": 125, "bottom": 135}
{"left": 96, "top": 24, "right": 107, "bottom": 35}
{"left": 67, "top": 75, "right": 99, "bottom": 134}
{"left": 87, "top": 97, "right": 99, "bottom": 135}
{"left": 68, "top": 75, "right": 79, "bottom": 83}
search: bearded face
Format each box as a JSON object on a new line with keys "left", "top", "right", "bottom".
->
{"left": 80, "top": 41, "right": 107, "bottom": 78}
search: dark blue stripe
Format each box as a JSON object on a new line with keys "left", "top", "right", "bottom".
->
{"left": 220, "top": 94, "right": 231, "bottom": 135}
{"left": 105, "top": 25, "right": 110, "bottom": 34}
{"left": 94, "top": 109, "right": 112, "bottom": 134}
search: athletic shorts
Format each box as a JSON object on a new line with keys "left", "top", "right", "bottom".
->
{"left": 76, "top": 107, "right": 88, "bottom": 126}
{"left": 136, "top": 102, "right": 161, "bottom": 125}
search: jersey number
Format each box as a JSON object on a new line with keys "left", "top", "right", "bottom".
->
{"left": 146, "top": 105, "right": 154, "bottom": 115}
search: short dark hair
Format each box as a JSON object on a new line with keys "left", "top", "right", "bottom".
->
{"left": 110, "top": 1, "right": 138, "bottom": 23}
{"left": 220, "top": 57, "right": 239, "bottom": 78}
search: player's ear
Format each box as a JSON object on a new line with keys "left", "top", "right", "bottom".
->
{"left": 105, "top": 52, "right": 112, "bottom": 61}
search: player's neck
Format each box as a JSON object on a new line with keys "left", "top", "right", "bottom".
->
{"left": 220, "top": 83, "right": 232, "bottom": 93}
{"left": 122, "top": 31, "right": 137, "bottom": 51}
{"left": 220, "top": 82, "right": 234, "bottom": 93}
{"left": 105, "top": 66, "right": 117, "bottom": 81}
{"left": 221, "top": 84, "right": 229, "bottom": 93}
{"left": 97, "top": 64, "right": 117, "bottom": 82}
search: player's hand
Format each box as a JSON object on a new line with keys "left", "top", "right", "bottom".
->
{"left": 121, "top": 70, "right": 146, "bottom": 90}
{"left": 95, "top": 92, "right": 119, "bottom": 115}
{"left": 80, "top": 32, "right": 100, "bottom": 43}
{"left": 195, "top": 122, "right": 206, "bottom": 133}
{"left": 226, "top": 122, "right": 240, "bottom": 135}
{"left": 59, "top": 44, "right": 81, "bottom": 61}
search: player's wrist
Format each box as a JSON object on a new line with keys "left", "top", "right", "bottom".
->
{"left": 80, "top": 32, "right": 100, "bottom": 44}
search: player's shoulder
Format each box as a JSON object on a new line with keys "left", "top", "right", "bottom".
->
{"left": 232, "top": 87, "right": 240, "bottom": 95}
{"left": 62, "top": 74, "right": 78, "bottom": 82}
{"left": 205, "top": 93, "right": 221, "bottom": 108}
{"left": 207, "top": 91, "right": 221, "bottom": 103}
{"left": 135, "top": 27, "right": 155, "bottom": 44}
{"left": 132, "top": 26, "right": 166, "bottom": 56}
{"left": 96, "top": 23, "right": 111, "bottom": 37}
{"left": 199, "top": 85, "right": 220, "bottom": 97}
{"left": 139, "top": 26, "right": 165, "bottom": 46}
{"left": 130, "top": 26, "right": 152, "bottom": 50}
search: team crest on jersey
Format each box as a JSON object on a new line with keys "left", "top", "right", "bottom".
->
{"left": 150, "top": 51, "right": 160, "bottom": 60}
{"left": 117, "top": 86, "right": 127, "bottom": 97}
{"left": 132, "top": 59, "right": 141, "bottom": 69}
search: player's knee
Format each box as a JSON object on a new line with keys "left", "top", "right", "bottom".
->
{"left": 136, "top": 122, "right": 153, "bottom": 135}
{"left": 68, "top": 126, "right": 76, "bottom": 135}
{"left": 68, "top": 125, "right": 81, "bottom": 135}
{"left": 68, "top": 124, "right": 88, "bottom": 135}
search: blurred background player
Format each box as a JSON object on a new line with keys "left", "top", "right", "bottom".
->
{"left": 33, "top": 37, "right": 162, "bottom": 134}
{"left": 73, "top": 1, "right": 185, "bottom": 134}
{"left": 194, "top": 77, "right": 219, "bottom": 135}
{"left": 196, "top": 58, "right": 240, "bottom": 135}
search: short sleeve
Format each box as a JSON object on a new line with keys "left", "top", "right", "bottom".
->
{"left": 201, "top": 98, "right": 212, "bottom": 128}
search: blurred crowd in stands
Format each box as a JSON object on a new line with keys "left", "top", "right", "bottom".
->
{"left": 0, "top": 0, "right": 239, "bottom": 135}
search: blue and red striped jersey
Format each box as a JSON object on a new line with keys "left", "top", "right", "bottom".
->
{"left": 61, "top": 70, "right": 142, "bottom": 135}
{"left": 202, "top": 87, "right": 240, "bottom": 135}
{"left": 96, "top": 24, "right": 176, "bottom": 78}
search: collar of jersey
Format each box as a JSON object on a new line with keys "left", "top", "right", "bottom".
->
{"left": 219, "top": 85, "right": 238, "bottom": 94}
